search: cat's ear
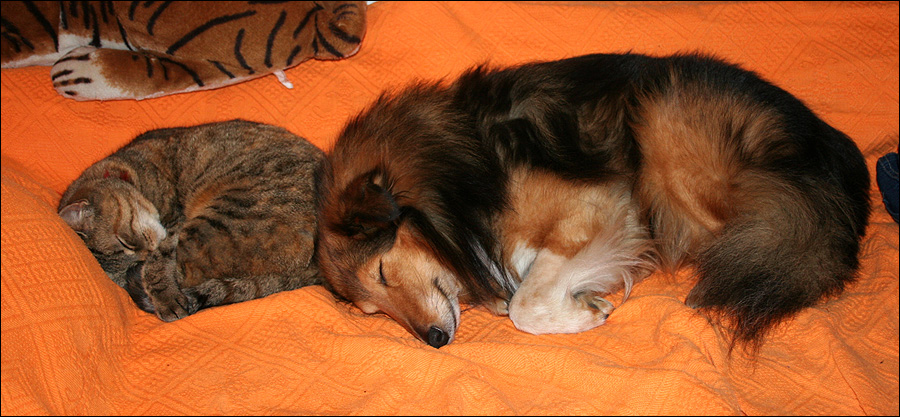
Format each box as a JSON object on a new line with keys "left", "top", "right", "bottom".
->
{"left": 58, "top": 199, "right": 94, "bottom": 235}
{"left": 335, "top": 170, "right": 401, "bottom": 239}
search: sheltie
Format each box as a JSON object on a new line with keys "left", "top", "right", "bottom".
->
{"left": 315, "top": 52, "right": 871, "bottom": 349}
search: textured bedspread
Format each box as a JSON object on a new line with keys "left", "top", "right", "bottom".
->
{"left": 2, "top": 2, "right": 897, "bottom": 415}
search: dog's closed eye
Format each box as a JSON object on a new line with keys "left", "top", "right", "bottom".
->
{"left": 378, "top": 260, "right": 388, "bottom": 286}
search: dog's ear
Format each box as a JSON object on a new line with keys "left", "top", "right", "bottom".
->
{"left": 336, "top": 170, "right": 401, "bottom": 239}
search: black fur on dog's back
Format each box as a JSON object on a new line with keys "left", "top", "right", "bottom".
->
{"left": 319, "top": 51, "right": 871, "bottom": 350}
{"left": 450, "top": 52, "right": 870, "bottom": 349}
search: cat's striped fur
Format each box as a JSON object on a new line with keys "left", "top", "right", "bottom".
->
{"left": 59, "top": 119, "right": 324, "bottom": 321}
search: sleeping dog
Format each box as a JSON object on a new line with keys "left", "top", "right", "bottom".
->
{"left": 315, "top": 52, "right": 871, "bottom": 349}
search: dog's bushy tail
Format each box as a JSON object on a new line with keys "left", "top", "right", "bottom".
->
{"left": 686, "top": 165, "right": 870, "bottom": 353}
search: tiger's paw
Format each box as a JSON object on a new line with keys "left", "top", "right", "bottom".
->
{"left": 51, "top": 47, "right": 212, "bottom": 100}
{"left": 51, "top": 47, "right": 136, "bottom": 100}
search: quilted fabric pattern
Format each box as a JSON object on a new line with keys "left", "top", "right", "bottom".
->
{"left": 2, "top": 2, "right": 898, "bottom": 415}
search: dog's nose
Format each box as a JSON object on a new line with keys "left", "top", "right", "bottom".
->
{"left": 426, "top": 326, "right": 449, "bottom": 348}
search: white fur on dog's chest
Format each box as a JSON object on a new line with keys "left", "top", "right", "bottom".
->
{"left": 510, "top": 242, "right": 538, "bottom": 279}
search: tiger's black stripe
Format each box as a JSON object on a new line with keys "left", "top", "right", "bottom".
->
{"left": 265, "top": 10, "right": 287, "bottom": 68}
{"left": 51, "top": 69, "right": 73, "bottom": 80}
{"left": 81, "top": 2, "right": 102, "bottom": 48}
{"left": 144, "top": 55, "right": 152, "bottom": 78}
{"left": 0, "top": 34, "right": 21, "bottom": 53}
{"left": 333, "top": 3, "right": 359, "bottom": 13}
{"left": 145, "top": 1, "right": 172, "bottom": 36}
{"left": 23, "top": 0, "right": 58, "bottom": 51}
{"left": 115, "top": 15, "right": 134, "bottom": 51}
{"left": 78, "top": 1, "right": 89, "bottom": 30}
{"left": 233, "top": 28, "right": 253, "bottom": 74}
{"left": 160, "top": 58, "right": 169, "bottom": 80}
{"left": 328, "top": 22, "right": 360, "bottom": 44}
{"left": 315, "top": 19, "right": 343, "bottom": 58}
{"left": 209, "top": 60, "right": 236, "bottom": 78}
{"left": 0, "top": 19, "right": 33, "bottom": 53}
{"left": 156, "top": 56, "right": 203, "bottom": 86}
{"left": 286, "top": 45, "right": 301, "bottom": 67}
{"left": 166, "top": 10, "right": 257, "bottom": 55}
{"left": 293, "top": 3, "right": 322, "bottom": 38}
{"left": 67, "top": 1, "right": 79, "bottom": 19}
{"left": 127, "top": 1, "right": 139, "bottom": 21}
{"left": 99, "top": 0, "right": 109, "bottom": 23}
{"left": 55, "top": 76, "right": 92, "bottom": 86}
{"left": 60, "top": 1, "right": 68, "bottom": 29}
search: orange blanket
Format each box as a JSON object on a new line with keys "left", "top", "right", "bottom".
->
{"left": 2, "top": 2, "right": 897, "bottom": 415}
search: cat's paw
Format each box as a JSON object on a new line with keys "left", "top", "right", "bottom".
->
{"left": 152, "top": 288, "right": 199, "bottom": 322}
{"left": 143, "top": 244, "right": 197, "bottom": 321}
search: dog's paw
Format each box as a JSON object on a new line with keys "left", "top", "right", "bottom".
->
{"left": 574, "top": 290, "right": 615, "bottom": 319}
{"left": 484, "top": 297, "right": 510, "bottom": 316}
{"left": 509, "top": 289, "right": 615, "bottom": 334}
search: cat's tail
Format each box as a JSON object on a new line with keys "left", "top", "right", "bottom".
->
{"left": 185, "top": 269, "right": 323, "bottom": 309}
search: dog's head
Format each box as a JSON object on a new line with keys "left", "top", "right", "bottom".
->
{"left": 316, "top": 168, "right": 466, "bottom": 348}
{"left": 316, "top": 84, "right": 514, "bottom": 348}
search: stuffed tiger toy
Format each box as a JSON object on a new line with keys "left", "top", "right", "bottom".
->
{"left": 0, "top": 1, "right": 366, "bottom": 100}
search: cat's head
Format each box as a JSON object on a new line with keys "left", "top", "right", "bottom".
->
{"left": 58, "top": 177, "right": 166, "bottom": 287}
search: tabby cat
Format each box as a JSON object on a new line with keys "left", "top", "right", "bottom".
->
{"left": 58, "top": 119, "right": 324, "bottom": 321}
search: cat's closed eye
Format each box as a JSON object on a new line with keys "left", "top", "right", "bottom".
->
{"left": 116, "top": 234, "right": 137, "bottom": 253}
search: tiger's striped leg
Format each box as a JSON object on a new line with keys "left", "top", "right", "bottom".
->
{"left": 51, "top": 46, "right": 252, "bottom": 101}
